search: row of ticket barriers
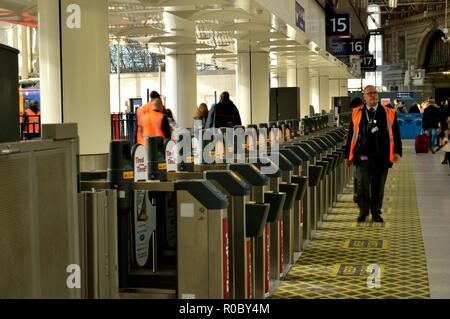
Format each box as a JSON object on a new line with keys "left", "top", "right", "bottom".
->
{"left": 79, "top": 114, "right": 351, "bottom": 299}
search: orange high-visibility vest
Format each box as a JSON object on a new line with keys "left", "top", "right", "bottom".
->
{"left": 348, "top": 104, "right": 397, "bottom": 164}
{"left": 137, "top": 102, "right": 165, "bottom": 145}
{"left": 25, "top": 108, "right": 40, "bottom": 133}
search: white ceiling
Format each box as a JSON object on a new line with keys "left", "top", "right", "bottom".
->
{"left": 0, "top": 0, "right": 358, "bottom": 78}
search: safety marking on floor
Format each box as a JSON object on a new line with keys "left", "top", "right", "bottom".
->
{"left": 342, "top": 239, "right": 390, "bottom": 249}
{"left": 272, "top": 146, "right": 430, "bottom": 299}
{"left": 330, "top": 264, "right": 385, "bottom": 277}
{"left": 351, "top": 222, "right": 391, "bottom": 229}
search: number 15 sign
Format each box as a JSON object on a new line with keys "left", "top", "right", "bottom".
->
{"left": 326, "top": 14, "right": 351, "bottom": 37}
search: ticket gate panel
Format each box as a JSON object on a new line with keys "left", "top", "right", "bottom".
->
{"left": 291, "top": 176, "right": 308, "bottom": 252}
{"left": 306, "top": 165, "right": 323, "bottom": 239}
{"left": 279, "top": 183, "right": 298, "bottom": 268}
{"left": 176, "top": 191, "right": 228, "bottom": 299}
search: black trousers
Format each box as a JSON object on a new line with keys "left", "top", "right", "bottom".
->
{"left": 355, "top": 159, "right": 389, "bottom": 216}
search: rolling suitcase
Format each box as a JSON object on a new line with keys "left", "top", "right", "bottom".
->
{"left": 415, "top": 133, "right": 429, "bottom": 153}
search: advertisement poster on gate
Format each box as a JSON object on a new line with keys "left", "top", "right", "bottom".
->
{"left": 132, "top": 144, "right": 157, "bottom": 267}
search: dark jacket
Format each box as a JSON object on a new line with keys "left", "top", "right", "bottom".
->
{"left": 205, "top": 99, "right": 242, "bottom": 128}
{"left": 422, "top": 105, "right": 441, "bottom": 130}
{"left": 409, "top": 104, "right": 420, "bottom": 113}
{"left": 345, "top": 103, "right": 402, "bottom": 169}
{"left": 439, "top": 106, "right": 449, "bottom": 135}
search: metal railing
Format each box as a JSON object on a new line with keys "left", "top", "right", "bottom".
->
{"left": 20, "top": 114, "right": 41, "bottom": 140}
{"left": 111, "top": 113, "right": 137, "bottom": 145}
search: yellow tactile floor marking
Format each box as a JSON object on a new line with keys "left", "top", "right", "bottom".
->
{"left": 272, "top": 148, "right": 430, "bottom": 299}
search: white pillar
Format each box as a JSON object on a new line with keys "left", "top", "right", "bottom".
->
{"left": 297, "top": 67, "right": 310, "bottom": 118}
{"left": 237, "top": 50, "right": 270, "bottom": 125}
{"left": 166, "top": 52, "right": 197, "bottom": 128}
{"left": 310, "top": 75, "right": 319, "bottom": 115}
{"left": 339, "top": 79, "right": 348, "bottom": 96}
{"left": 11, "top": 24, "right": 18, "bottom": 50}
{"left": 251, "top": 52, "right": 270, "bottom": 125}
{"left": 38, "top": 0, "right": 62, "bottom": 124}
{"left": 163, "top": 12, "right": 197, "bottom": 129}
{"left": 277, "top": 73, "right": 287, "bottom": 87}
{"left": 0, "top": 22, "right": 10, "bottom": 46}
{"left": 39, "top": 0, "right": 111, "bottom": 154}
{"left": 61, "top": 0, "right": 110, "bottom": 154}
{"left": 19, "top": 26, "right": 29, "bottom": 80}
{"left": 287, "top": 67, "right": 297, "bottom": 87}
{"left": 319, "top": 75, "right": 330, "bottom": 112}
{"left": 329, "top": 79, "right": 340, "bottom": 98}
{"left": 237, "top": 51, "right": 252, "bottom": 125}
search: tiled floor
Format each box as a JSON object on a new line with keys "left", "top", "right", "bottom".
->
{"left": 272, "top": 144, "right": 430, "bottom": 298}
{"left": 410, "top": 141, "right": 450, "bottom": 298}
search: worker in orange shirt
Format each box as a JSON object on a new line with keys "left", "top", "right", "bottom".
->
{"left": 24, "top": 100, "right": 40, "bottom": 137}
{"left": 136, "top": 97, "right": 172, "bottom": 146}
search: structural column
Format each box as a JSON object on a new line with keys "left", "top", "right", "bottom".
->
{"left": 286, "top": 67, "right": 297, "bottom": 87}
{"left": 339, "top": 79, "right": 348, "bottom": 96}
{"left": 38, "top": 0, "right": 62, "bottom": 124}
{"left": 319, "top": 75, "right": 330, "bottom": 112}
{"left": 237, "top": 47, "right": 270, "bottom": 125}
{"left": 164, "top": 12, "right": 197, "bottom": 129}
{"left": 309, "top": 74, "right": 319, "bottom": 115}
{"left": 297, "top": 67, "right": 310, "bottom": 118}
{"left": 38, "top": 0, "right": 111, "bottom": 154}
{"left": 19, "top": 26, "right": 29, "bottom": 80}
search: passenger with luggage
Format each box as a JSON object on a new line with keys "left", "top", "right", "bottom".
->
{"left": 345, "top": 85, "right": 402, "bottom": 223}
{"left": 422, "top": 99, "right": 441, "bottom": 151}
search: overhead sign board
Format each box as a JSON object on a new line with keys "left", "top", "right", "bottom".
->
{"left": 360, "top": 54, "right": 376, "bottom": 71}
{"left": 327, "top": 38, "right": 365, "bottom": 56}
{"left": 326, "top": 14, "right": 351, "bottom": 37}
{"left": 295, "top": 1, "right": 305, "bottom": 32}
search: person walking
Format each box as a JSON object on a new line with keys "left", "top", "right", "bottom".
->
{"left": 136, "top": 97, "right": 172, "bottom": 146}
{"left": 205, "top": 91, "right": 242, "bottom": 128}
{"left": 193, "top": 103, "right": 209, "bottom": 129}
{"left": 345, "top": 85, "right": 402, "bottom": 223}
{"left": 422, "top": 98, "right": 441, "bottom": 151}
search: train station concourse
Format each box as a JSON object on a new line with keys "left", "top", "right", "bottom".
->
{"left": 1, "top": 0, "right": 450, "bottom": 303}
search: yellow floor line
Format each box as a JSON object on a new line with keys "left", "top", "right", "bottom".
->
{"left": 272, "top": 150, "right": 431, "bottom": 299}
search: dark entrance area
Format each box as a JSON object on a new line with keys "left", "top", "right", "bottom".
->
{"left": 435, "top": 88, "right": 450, "bottom": 106}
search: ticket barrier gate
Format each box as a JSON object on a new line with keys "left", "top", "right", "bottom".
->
{"left": 250, "top": 122, "right": 301, "bottom": 280}
{"left": 300, "top": 140, "right": 327, "bottom": 232}
{"left": 167, "top": 168, "right": 249, "bottom": 300}
{"left": 202, "top": 127, "right": 293, "bottom": 298}
{"left": 171, "top": 131, "right": 279, "bottom": 300}
{"left": 283, "top": 145, "right": 311, "bottom": 251}
{"left": 228, "top": 163, "right": 283, "bottom": 299}
{"left": 80, "top": 139, "right": 231, "bottom": 299}
{"left": 310, "top": 137, "right": 337, "bottom": 221}
{"left": 279, "top": 149, "right": 305, "bottom": 263}
{"left": 295, "top": 142, "right": 318, "bottom": 242}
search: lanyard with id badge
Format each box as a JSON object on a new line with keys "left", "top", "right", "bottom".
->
{"left": 360, "top": 107, "right": 378, "bottom": 161}
{"left": 366, "top": 107, "right": 378, "bottom": 134}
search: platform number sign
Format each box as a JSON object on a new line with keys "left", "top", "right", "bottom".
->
{"left": 327, "top": 38, "right": 365, "bottom": 56}
{"left": 327, "top": 14, "right": 350, "bottom": 37}
{"left": 361, "top": 54, "right": 376, "bottom": 71}
{"left": 350, "top": 39, "right": 364, "bottom": 55}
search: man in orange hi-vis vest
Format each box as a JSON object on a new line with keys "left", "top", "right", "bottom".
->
{"left": 345, "top": 85, "right": 402, "bottom": 223}
{"left": 136, "top": 97, "right": 171, "bottom": 146}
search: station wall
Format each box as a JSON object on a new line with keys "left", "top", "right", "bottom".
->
{"left": 109, "top": 71, "right": 237, "bottom": 115}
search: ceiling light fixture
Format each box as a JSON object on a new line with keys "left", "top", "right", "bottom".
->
{"left": 387, "top": 0, "right": 398, "bottom": 8}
